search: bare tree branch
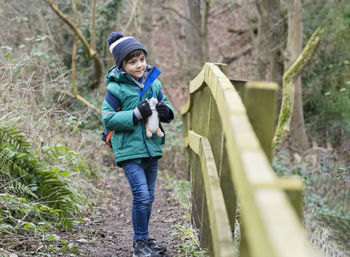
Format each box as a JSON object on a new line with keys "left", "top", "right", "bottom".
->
{"left": 123, "top": 0, "right": 139, "bottom": 35}
{"left": 45, "top": 0, "right": 103, "bottom": 89}
{"left": 158, "top": 3, "right": 202, "bottom": 36}
{"left": 45, "top": 0, "right": 94, "bottom": 57}
{"left": 56, "top": 89, "right": 101, "bottom": 114}
{"left": 221, "top": 44, "right": 252, "bottom": 64}
{"left": 227, "top": 27, "right": 251, "bottom": 35}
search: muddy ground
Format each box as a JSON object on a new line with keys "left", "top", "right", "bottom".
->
{"left": 63, "top": 167, "right": 188, "bottom": 257}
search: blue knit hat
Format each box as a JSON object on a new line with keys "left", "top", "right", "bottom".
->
{"left": 107, "top": 32, "right": 147, "bottom": 69}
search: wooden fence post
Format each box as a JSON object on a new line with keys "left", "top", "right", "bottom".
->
{"left": 244, "top": 82, "right": 278, "bottom": 163}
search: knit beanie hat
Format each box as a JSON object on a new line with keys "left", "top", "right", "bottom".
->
{"left": 107, "top": 32, "right": 147, "bottom": 69}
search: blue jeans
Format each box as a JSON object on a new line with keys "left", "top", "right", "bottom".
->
{"left": 122, "top": 159, "right": 158, "bottom": 241}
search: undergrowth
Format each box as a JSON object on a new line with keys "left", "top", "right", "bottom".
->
{"left": 273, "top": 149, "right": 350, "bottom": 256}
{"left": 0, "top": 50, "right": 99, "bottom": 255}
{"left": 159, "top": 171, "right": 208, "bottom": 256}
{"left": 157, "top": 114, "right": 206, "bottom": 255}
{"left": 303, "top": 0, "right": 350, "bottom": 150}
{"left": 159, "top": 112, "right": 186, "bottom": 179}
{"left": 158, "top": 113, "right": 208, "bottom": 256}
{"left": 0, "top": 122, "right": 91, "bottom": 254}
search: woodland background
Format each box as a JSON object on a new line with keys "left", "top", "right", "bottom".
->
{"left": 0, "top": 0, "right": 349, "bottom": 256}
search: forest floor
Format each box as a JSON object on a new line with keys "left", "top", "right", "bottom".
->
{"left": 59, "top": 168, "right": 189, "bottom": 257}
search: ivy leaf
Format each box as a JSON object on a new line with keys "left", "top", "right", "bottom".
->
{"left": 48, "top": 234, "right": 60, "bottom": 241}
{"left": 38, "top": 226, "right": 46, "bottom": 232}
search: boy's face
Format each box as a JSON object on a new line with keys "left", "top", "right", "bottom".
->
{"left": 123, "top": 53, "right": 147, "bottom": 80}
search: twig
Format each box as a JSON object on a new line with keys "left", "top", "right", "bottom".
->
{"left": 221, "top": 44, "right": 252, "bottom": 64}
{"left": 54, "top": 89, "right": 101, "bottom": 114}
{"left": 227, "top": 27, "right": 251, "bottom": 35}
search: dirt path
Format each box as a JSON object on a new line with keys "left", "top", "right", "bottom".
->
{"left": 64, "top": 168, "right": 186, "bottom": 257}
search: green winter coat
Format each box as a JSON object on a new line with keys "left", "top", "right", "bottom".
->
{"left": 101, "top": 66, "right": 173, "bottom": 165}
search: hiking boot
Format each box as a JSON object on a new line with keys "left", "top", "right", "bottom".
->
{"left": 147, "top": 238, "right": 167, "bottom": 253}
{"left": 133, "top": 239, "right": 159, "bottom": 257}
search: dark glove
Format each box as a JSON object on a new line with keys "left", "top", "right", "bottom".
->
{"left": 156, "top": 102, "right": 171, "bottom": 120}
{"left": 134, "top": 100, "right": 152, "bottom": 120}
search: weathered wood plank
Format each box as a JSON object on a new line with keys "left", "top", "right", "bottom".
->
{"left": 188, "top": 130, "right": 236, "bottom": 256}
{"left": 190, "top": 63, "right": 206, "bottom": 94}
{"left": 199, "top": 136, "right": 235, "bottom": 257}
{"left": 218, "top": 139, "right": 237, "bottom": 231}
{"left": 191, "top": 151, "right": 204, "bottom": 231}
{"left": 244, "top": 82, "right": 278, "bottom": 162}
{"left": 230, "top": 79, "right": 247, "bottom": 99}
{"left": 181, "top": 96, "right": 191, "bottom": 115}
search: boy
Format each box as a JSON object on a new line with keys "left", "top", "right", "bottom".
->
{"left": 102, "top": 32, "right": 174, "bottom": 257}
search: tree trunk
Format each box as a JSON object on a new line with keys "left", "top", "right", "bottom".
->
{"left": 138, "top": 0, "right": 154, "bottom": 64}
{"left": 185, "top": 0, "right": 204, "bottom": 77}
{"left": 201, "top": 0, "right": 210, "bottom": 62}
{"left": 285, "top": 0, "right": 308, "bottom": 151}
{"left": 254, "top": 0, "right": 286, "bottom": 83}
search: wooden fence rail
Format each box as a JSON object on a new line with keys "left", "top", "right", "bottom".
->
{"left": 181, "top": 63, "right": 320, "bottom": 257}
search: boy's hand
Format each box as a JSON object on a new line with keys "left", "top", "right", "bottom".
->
{"left": 156, "top": 102, "right": 170, "bottom": 119}
{"left": 134, "top": 100, "right": 152, "bottom": 120}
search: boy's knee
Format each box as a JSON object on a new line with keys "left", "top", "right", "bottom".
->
{"left": 134, "top": 190, "right": 150, "bottom": 205}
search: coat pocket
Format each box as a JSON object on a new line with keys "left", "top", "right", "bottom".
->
{"left": 151, "top": 133, "right": 163, "bottom": 145}
{"left": 116, "top": 132, "right": 124, "bottom": 149}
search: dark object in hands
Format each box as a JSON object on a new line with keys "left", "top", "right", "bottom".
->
{"left": 156, "top": 102, "right": 170, "bottom": 120}
{"left": 137, "top": 100, "right": 152, "bottom": 119}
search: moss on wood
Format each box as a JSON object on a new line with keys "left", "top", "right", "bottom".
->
{"left": 273, "top": 27, "right": 324, "bottom": 153}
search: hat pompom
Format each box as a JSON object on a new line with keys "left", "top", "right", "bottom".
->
{"left": 107, "top": 32, "right": 124, "bottom": 46}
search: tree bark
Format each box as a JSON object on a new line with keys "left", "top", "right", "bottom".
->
{"left": 185, "top": 0, "right": 204, "bottom": 77}
{"left": 90, "top": 0, "right": 96, "bottom": 51}
{"left": 138, "top": 0, "right": 153, "bottom": 64}
{"left": 164, "top": 9, "right": 185, "bottom": 70}
{"left": 273, "top": 27, "right": 324, "bottom": 153}
{"left": 285, "top": 0, "right": 308, "bottom": 151}
{"left": 254, "top": 0, "right": 286, "bottom": 83}
{"left": 201, "top": 0, "right": 210, "bottom": 62}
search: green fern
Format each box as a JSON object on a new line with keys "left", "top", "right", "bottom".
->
{"left": 0, "top": 123, "right": 86, "bottom": 229}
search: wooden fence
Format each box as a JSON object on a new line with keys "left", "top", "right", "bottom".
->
{"left": 181, "top": 63, "right": 320, "bottom": 257}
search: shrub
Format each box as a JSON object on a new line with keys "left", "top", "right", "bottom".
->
{"left": 0, "top": 123, "right": 88, "bottom": 229}
{"left": 302, "top": 0, "right": 350, "bottom": 147}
